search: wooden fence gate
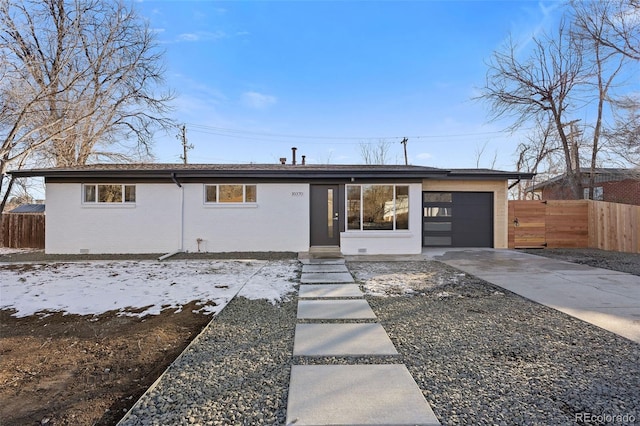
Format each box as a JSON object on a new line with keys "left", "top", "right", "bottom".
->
{"left": 508, "top": 200, "right": 589, "bottom": 249}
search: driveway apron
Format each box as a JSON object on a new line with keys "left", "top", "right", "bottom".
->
{"left": 426, "top": 248, "right": 640, "bottom": 344}
{"left": 287, "top": 258, "right": 440, "bottom": 426}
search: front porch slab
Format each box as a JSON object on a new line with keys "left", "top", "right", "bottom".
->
{"left": 286, "top": 364, "right": 440, "bottom": 425}
{"left": 293, "top": 323, "right": 398, "bottom": 356}
{"left": 297, "top": 299, "right": 376, "bottom": 319}
{"left": 298, "top": 284, "right": 363, "bottom": 298}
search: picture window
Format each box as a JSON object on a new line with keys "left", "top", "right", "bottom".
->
{"left": 347, "top": 184, "right": 409, "bottom": 231}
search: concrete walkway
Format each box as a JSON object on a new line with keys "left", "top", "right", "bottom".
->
{"left": 287, "top": 258, "right": 440, "bottom": 426}
{"left": 423, "top": 248, "right": 640, "bottom": 344}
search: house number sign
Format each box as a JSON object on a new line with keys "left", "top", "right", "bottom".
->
{"left": 291, "top": 191, "right": 304, "bottom": 197}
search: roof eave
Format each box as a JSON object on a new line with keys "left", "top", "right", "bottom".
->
{"left": 9, "top": 168, "right": 451, "bottom": 180}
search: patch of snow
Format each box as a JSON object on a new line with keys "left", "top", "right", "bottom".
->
{"left": 0, "top": 259, "right": 300, "bottom": 318}
{"left": 0, "top": 247, "right": 38, "bottom": 255}
{"left": 351, "top": 262, "right": 457, "bottom": 297}
{"left": 359, "top": 271, "right": 445, "bottom": 297}
{"left": 237, "top": 259, "right": 299, "bottom": 304}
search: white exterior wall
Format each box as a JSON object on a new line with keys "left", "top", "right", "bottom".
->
{"left": 46, "top": 179, "right": 502, "bottom": 254}
{"left": 182, "top": 183, "right": 310, "bottom": 253}
{"left": 45, "top": 183, "right": 182, "bottom": 254}
{"left": 339, "top": 183, "right": 423, "bottom": 255}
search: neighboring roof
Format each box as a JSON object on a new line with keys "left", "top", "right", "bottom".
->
{"left": 8, "top": 163, "right": 535, "bottom": 181}
{"left": 527, "top": 168, "right": 640, "bottom": 191}
{"left": 8, "top": 204, "right": 45, "bottom": 213}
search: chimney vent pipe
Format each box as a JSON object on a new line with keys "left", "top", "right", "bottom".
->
{"left": 291, "top": 147, "right": 297, "bottom": 165}
{"left": 301, "top": 155, "right": 306, "bottom": 165}
{"left": 279, "top": 157, "right": 287, "bottom": 165}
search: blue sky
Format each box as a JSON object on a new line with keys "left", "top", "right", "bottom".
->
{"left": 138, "top": 0, "right": 566, "bottom": 170}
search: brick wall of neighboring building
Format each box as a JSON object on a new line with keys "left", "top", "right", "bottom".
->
{"left": 542, "top": 184, "right": 576, "bottom": 200}
{"left": 601, "top": 179, "right": 640, "bottom": 205}
{"left": 541, "top": 179, "right": 640, "bottom": 205}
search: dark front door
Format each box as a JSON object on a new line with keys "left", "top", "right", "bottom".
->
{"left": 310, "top": 184, "right": 341, "bottom": 246}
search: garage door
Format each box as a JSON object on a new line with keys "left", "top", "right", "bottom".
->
{"left": 423, "top": 192, "right": 494, "bottom": 247}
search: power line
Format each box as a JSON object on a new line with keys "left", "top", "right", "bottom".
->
{"left": 184, "top": 122, "right": 521, "bottom": 142}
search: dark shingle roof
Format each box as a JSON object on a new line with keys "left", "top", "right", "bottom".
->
{"left": 8, "top": 163, "right": 534, "bottom": 180}
{"left": 9, "top": 204, "right": 45, "bottom": 213}
{"left": 527, "top": 168, "right": 640, "bottom": 191}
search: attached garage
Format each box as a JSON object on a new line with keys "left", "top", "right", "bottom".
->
{"left": 423, "top": 191, "right": 494, "bottom": 248}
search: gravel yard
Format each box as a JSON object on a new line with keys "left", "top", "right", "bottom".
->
{"left": 120, "top": 254, "right": 638, "bottom": 425}
{"left": 2, "top": 249, "right": 639, "bottom": 425}
{"left": 349, "top": 261, "right": 640, "bottom": 425}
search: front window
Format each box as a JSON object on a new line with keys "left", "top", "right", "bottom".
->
{"left": 205, "top": 184, "right": 257, "bottom": 203}
{"left": 347, "top": 184, "right": 409, "bottom": 231}
{"left": 83, "top": 184, "right": 135, "bottom": 204}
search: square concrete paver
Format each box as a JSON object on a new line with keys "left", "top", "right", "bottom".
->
{"left": 297, "top": 299, "right": 376, "bottom": 319}
{"left": 300, "top": 272, "right": 354, "bottom": 284}
{"left": 302, "top": 264, "right": 349, "bottom": 273}
{"left": 299, "top": 258, "right": 345, "bottom": 265}
{"left": 298, "top": 284, "right": 363, "bottom": 298}
{"left": 293, "top": 323, "right": 398, "bottom": 356}
{"left": 286, "top": 364, "right": 440, "bottom": 425}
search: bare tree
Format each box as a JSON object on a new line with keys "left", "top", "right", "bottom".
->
{"left": 359, "top": 140, "right": 394, "bottom": 165}
{"left": 607, "top": 98, "right": 640, "bottom": 165}
{"left": 473, "top": 140, "right": 497, "bottom": 169}
{"left": 571, "top": 0, "right": 633, "bottom": 199}
{"left": 572, "top": 0, "right": 640, "bottom": 61}
{"left": 512, "top": 116, "right": 563, "bottom": 199}
{"left": 482, "top": 23, "right": 586, "bottom": 198}
{"left": 0, "top": 0, "right": 174, "bottom": 211}
{"left": 482, "top": 2, "right": 638, "bottom": 201}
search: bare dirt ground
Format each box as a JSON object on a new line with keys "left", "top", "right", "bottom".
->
{"left": 0, "top": 303, "right": 213, "bottom": 426}
{"left": 1, "top": 248, "right": 637, "bottom": 425}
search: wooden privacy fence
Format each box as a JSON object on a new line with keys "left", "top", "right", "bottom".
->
{"left": 0, "top": 213, "right": 45, "bottom": 249}
{"left": 508, "top": 200, "right": 639, "bottom": 254}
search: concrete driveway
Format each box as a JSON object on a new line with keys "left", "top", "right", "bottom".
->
{"left": 424, "top": 248, "right": 640, "bottom": 344}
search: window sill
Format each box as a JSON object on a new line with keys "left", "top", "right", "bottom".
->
{"left": 82, "top": 203, "right": 136, "bottom": 209}
{"left": 342, "top": 231, "right": 413, "bottom": 238}
{"left": 203, "top": 203, "right": 259, "bottom": 209}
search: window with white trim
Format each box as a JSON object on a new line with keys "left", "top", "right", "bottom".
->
{"left": 83, "top": 184, "right": 136, "bottom": 203}
{"left": 347, "top": 184, "right": 409, "bottom": 231}
{"left": 204, "top": 184, "right": 257, "bottom": 203}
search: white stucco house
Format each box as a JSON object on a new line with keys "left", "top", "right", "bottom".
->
{"left": 9, "top": 163, "right": 533, "bottom": 255}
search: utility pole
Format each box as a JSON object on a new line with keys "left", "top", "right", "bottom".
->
{"left": 400, "top": 137, "right": 408, "bottom": 165}
{"left": 178, "top": 124, "right": 193, "bottom": 164}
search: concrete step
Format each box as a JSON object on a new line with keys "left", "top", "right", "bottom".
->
{"left": 286, "top": 364, "right": 440, "bottom": 425}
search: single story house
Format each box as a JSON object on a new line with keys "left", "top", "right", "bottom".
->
{"left": 526, "top": 168, "right": 640, "bottom": 205}
{"left": 9, "top": 163, "right": 533, "bottom": 255}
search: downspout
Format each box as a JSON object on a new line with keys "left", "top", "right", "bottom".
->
{"left": 508, "top": 178, "right": 521, "bottom": 190}
{"left": 171, "top": 172, "right": 185, "bottom": 255}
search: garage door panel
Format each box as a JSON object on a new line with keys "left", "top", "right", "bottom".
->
{"left": 423, "top": 191, "right": 493, "bottom": 247}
